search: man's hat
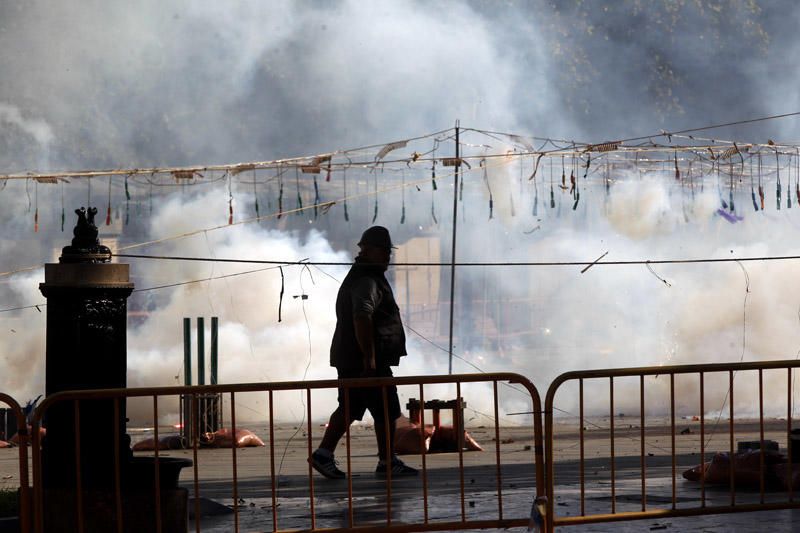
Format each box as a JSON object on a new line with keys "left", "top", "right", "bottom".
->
{"left": 358, "top": 226, "right": 396, "bottom": 249}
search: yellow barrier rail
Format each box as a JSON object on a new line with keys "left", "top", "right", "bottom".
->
{"left": 544, "top": 359, "right": 800, "bottom": 530}
{"left": 26, "top": 373, "right": 545, "bottom": 532}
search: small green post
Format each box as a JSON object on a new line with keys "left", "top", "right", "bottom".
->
{"left": 210, "top": 317, "right": 218, "bottom": 385}
{"left": 197, "top": 317, "right": 205, "bottom": 386}
{"left": 183, "top": 318, "right": 192, "bottom": 386}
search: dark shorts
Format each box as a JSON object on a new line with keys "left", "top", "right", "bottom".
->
{"left": 336, "top": 366, "right": 401, "bottom": 423}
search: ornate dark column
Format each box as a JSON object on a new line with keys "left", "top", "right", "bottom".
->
{"left": 39, "top": 207, "right": 133, "bottom": 490}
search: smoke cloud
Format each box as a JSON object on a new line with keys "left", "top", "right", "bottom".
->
{"left": 1, "top": 1, "right": 800, "bottom": 425}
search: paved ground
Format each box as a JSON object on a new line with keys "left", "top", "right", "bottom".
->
{"left": 3, "top": 419, "right": 800, "bottom": 531}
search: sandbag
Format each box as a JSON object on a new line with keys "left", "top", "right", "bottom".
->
{"left": 133, "top": 435, "right": 187, "bottom": 451}
{"left": 428, "top": 425, "right": 483, "bottom": 453}
{"left": 394, "top": 416, "right": 433, "bottom": 455}
{"left": 10, "top": 426, "right": 45, "bottom": 446}
{"left": 202, "top": 428, "right": 265, "bottom": 448}
{"left": 683, "top": 449, "right": 784, "bottom": 488}
{"left": 772, "top": 463, "right": 800, "bottom": 491}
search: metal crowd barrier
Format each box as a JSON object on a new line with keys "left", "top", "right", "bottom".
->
{"left": 26, "top": 373, "right": 545, "bottom": 533}
{"left": 544, "top": 359, "right": 800, "bottom": 530}
{"left": 0, "top": 393, "right": 30, "bottom": 533}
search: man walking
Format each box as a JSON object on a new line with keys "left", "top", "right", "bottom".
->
{"left": 310, "top": 226, "right": 418, "bottom": 478}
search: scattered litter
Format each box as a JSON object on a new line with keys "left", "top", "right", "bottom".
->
{"left": 524, "top": 445, "right": 532, "bottom": 451}
{"left": 469, "top": 501, "right": 475, "bottom": 508}
{"left": 680, "top": 428, "right": 692, "bottom": 435}
{"left": 650, "top": 525, "right": 668, "bottom": 531}
{"left": 501, "top": 438, "right": 515, "bottom": 444}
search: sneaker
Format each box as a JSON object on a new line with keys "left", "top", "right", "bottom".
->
{"left": 309, "top": 451, "right": 346, "bottom": 479}
{"left": 375, "top": 457, "right": 418, "bottom": 477}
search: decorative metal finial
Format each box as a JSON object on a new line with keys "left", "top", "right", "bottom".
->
{"left": 60, "top": 206, "right": 112, "bottom": 263}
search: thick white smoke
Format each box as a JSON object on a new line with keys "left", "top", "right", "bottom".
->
{"left": 2, "top": 1, "right": 800, "bottom": 427}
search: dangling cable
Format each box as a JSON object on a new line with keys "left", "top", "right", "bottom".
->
{"left": 550, "top": 157, "right": 555, "bottom": 209}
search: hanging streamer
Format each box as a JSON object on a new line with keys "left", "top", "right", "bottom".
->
{"left": 758, "top": 153, "right": 765, "bottom": 210}
{"left": 400, "top": 171, "right": 406, "bottom": 224}
{"left": 776, "top": 150, "right": 782, "bottom": 211}
{"left": 313, "top": 173, "right": 320, "bottom": 219}
{"left": 529, "top": 153, "right": 544, "bottom": 180}
{"left": 326, "top": 159, "right": 332, "bottom": 182}
{"left": 716, "top": 163, "right": 728, "bottom": 210}
{"left": 431, "top": 177, "right": 438, "bottom": 225}
{"left": 550, "top": 158, "right": 555, "bottom": 209}
{"left": 788, "top": 154, "right": 793, "bottom": 209}
{"left": 572, "top": 158, "right": 580, "bottom": 210}
{"left": 278, "top": 266, "right": 284, "bottom": 323}
{"left": 124, "top": 174, "right": 130, "bottom": 226}
{"left": 796, "top": 150, "right": 800, "bottom": 205}
{"left": 253, "top": 169, "right": 260, "bottom": 220}
{"left": 228, "top": 173, "right": 234, "bottom": 224}
{"left": 728, "top": 161, "right": 734, "bottom": 213}
{"left": 431, "top": 140, "right": 438, "bottom": 191}
{"left": 583, "top": 153, "right": 591, "bottom": 179}
{"left": 674, "top": 152, "right": 680, "bottom": 180}
{"left": 278, "top": 170, "right": 284, "bottom": 219}
{"left": 34, "top": 180, "right": 38, "bottom": 233}
{"left": 106, "top": 176, "right": 112, "bottom": 225}
{"left": 372, "top": 171, "right": 379, "bottom": 223}
{"left": 342, "top": 168, "right": 349, "bottom": 221}
{"left": 482, "top": 159, "right": 494, "bottom": 219}
{"left": 60, "top": 181, "right": 65, "bottom": 232}
{"left": 295, "top": 167, "right": 303, "bottom": 216}
{"left": 532, "top": 159, "right": 539, "bottom": 217}
{"left": 750, "top": 155, "right": 758, "bottom": 212}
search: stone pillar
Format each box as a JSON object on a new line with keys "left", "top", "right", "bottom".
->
{"left": 38, "top": 207, "right": 133, "bottom": 490}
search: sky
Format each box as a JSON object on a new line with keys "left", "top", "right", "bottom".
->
{"left": 2, "top": 0, "right": 800, "bottom": 423}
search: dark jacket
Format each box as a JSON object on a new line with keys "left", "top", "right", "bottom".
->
{"left": 329, "top": 258, "right": 407, "bottom": 371}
